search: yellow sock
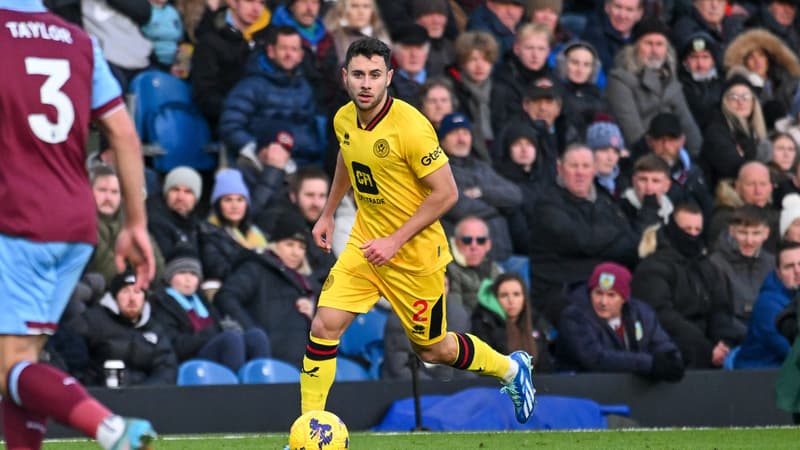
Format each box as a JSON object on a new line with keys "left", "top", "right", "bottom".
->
{"left": 300, "top": 334, "right": 339, "bottom": 414}
{"left": 449, "top": 332, "right": 511, "bottom": 380}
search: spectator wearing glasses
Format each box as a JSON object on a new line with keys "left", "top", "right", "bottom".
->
{"left": 446, "top": 216, "right": 504, "bottom": 316}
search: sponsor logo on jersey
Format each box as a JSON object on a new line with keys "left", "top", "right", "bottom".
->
{"left": 352, "top": 161, "right": 379, "bottom": 195}
{"left": 322, "top": 274, "right": 334, "bottom": 291}
{"left": 421, "top": 147, "right": 443, "bottom": 166}
{"left": 342, "top": 132, "right": 350, "bottom": 146}
{"left": 412, "top": 325, "right": 426, "bottom": 335}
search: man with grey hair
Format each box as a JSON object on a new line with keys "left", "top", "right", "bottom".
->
{"left": 447, "top": 216, "right": 504, "bottom": 315}
{"left": 607, "top": 17, "right": 703, "bottom": 157}
{"left": 527, "top": 144, "right": 639, "bottom": 325}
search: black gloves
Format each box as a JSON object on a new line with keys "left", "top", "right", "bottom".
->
{"left": 650, "top": 350, "right": 685, "bottom": 382}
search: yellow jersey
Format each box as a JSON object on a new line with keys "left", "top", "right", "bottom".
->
{"left": 333, "top": 96, "right": 453, "bottom": 275}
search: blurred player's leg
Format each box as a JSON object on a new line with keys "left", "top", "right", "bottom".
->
{"left": 2, "top": 396, "right": 46, "bottom": 450}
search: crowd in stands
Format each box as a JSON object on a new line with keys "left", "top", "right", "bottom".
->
{"left": 36, "top": 0, "right": 800, "bottom": 396}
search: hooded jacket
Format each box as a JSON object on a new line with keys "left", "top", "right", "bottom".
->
{"left": 736, "top": 271, "right": 794, "bottom": 368}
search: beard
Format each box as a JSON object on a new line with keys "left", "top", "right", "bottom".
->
{"left": 643, "top": 56, "right": 666, "bottom": 70}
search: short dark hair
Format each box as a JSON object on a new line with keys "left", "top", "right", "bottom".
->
{"left": 777, "top": 239, "right": 800, "bottom": 266}
{"left": 673, "top": 201, "right": 703, "bottom": 217}
{"left": 90, "top": 164, "right": 116, "bottom": 185}
{"left": 729, "top": 204, "right": 770, "bottom": 227}
{"left": 633, "top": 154, "right": 670, "bottom": 177}
{"left": 267, "top": 25, "right": 300, "bottom": 46}
{"left": 344, "top": 37, "right": 392, "bottom": 70}
{"left": 289, "top": 166, "right": 329, "bottom": 196}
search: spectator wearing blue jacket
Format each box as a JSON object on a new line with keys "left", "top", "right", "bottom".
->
{"left": 220, "top": 26, "right": 323, "bottom": 166}
{"left": 466, "top": 0, "right": 525, "bottom": 56}
{"left": 557, "top": 262, "right": 684, "bottom": 382}
{"left": 735, "top": 241, "right": 800, "bottom": 368}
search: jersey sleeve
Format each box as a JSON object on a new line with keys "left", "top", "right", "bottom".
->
{"left": 90, "top": 36, "right": 124, "bottom": 118}
{"left": 405, "top": 113, "right": 449, "bottom": 179}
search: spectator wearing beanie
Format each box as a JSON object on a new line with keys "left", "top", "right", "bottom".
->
{"left": 237, "top": 124, "right": 296, "bottom": 218}
{"left": 76, "top": 270, "right": 178, "bottom": 386}
{"left": 780, "top": 193, "right": 800, "bottom": 242}
{"left": 557, "top": 262, "right": 684, "bottom": 382}
{"left": 148, "top": 165, "right": 205, "bottom": 259}
{"left": 150, "top": 246, "right": 271, "bottom": 372}
{"left": 607, "top": 17, "right": 703, "bottom": 158}
{"left": 389, "top": 23, "right": 431, "bottom": 106}
{"left": 413, "top": 0, "right": 455, "bottom": 78}
{"left": 675, "top": 31, "right": 724, "bottom": 132}
{"left": 214, "top": 212, "right": 318, "bottom": 368}
{"left": 587, "top": 120, "right": 628, "bottom": 198}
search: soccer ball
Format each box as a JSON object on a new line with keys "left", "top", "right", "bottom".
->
{"left": 288, "top": 410, "right": 349, "bottom": 449}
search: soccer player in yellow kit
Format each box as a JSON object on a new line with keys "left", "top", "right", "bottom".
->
{"left": 302, "top": 38, "right": 535, "bottom": 423}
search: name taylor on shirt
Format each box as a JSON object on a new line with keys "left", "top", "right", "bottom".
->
{"left": 5, "top": 21, "right": 73, "bottom": 44}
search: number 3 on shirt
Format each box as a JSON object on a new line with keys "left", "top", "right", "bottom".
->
{"left": 25, "top": 57, "right": 74, "bottom": 144}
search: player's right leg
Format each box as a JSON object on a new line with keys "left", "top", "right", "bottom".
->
{"left": 0, "top": 237, "right": 155, "bottom": 449}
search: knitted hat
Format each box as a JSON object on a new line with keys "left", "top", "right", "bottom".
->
{"left": 527, "top": 0, "right": 563, "bottom": 14}
{"left": 678, "top": 31, "right": 718, "bottom": 61}
{"left": 256, "top": 123, "right": 295, "bottom": 151}
{"left": 438, "top": 112, "right": 472, "bottom": 139}
{"left": 412, "top": 0, "right": 448, "bottom": 17}
{"left": 723, "top": 73, "right": 756, "bottom": 95}
{"left": 586, "top": 121, "right": 625, "bottom": 151}
{"left": 781, "top": 193, "right": 800, "bottom": 238}
{"left": 647, "top": 113, "right": 683, "bottom": 138}
{"left": 270, "top": 212, "right": 308, "bottom": 244}
{"left": 210, "top": 168, "right": 251, "bottom": 205}
{"left": 109, "top": 270, "right": 137, "bottom": 298}
{"left": 163, "top": 245, "right": 203, "bottom": 283}
{"left": 163, "top": 166, "right": 202, "bottom": 199}
{"left": 631, "top": 17, "right": 670, "bottom": 43}
{"left": 588, "top": 262, "right": 632, "bottom": 300}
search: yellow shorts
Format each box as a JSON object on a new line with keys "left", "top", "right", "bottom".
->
{"left": 319, "top": 244, "right": 447, "bottom": 346}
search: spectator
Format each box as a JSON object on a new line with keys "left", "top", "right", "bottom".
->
{"left": 467, "top": 0, "right": 526, "bottom": 55}
{"left": 637, "top": 113, "right": 714, "bottom": 219}
{"left": 701, "top": 74, "right": 771, "bottom": 190}
{"left": 770, "top": 132, "right": 800, "bottom": 199}
{"left": 709, "top": 205, "right": 775, "bottom": 330}
{"left": 447, "top": 31, "right": 501, "bottom": 161}
{"left": 555, "top": 41, "right": 610, "bottom": 137}
{"left": 708, "top": 161, "right": 779, "bottom": 253}
{"left": 86, "top": 165, "right": 165, "bottom": 287}
{"left": 81, "top": 0, "right": 153, "bottom": 90}
{"left": 736, "top": 240, "right": 800, "bottom": 368}
{"left": 203, "top": 169, "right": 268, "bottom": 291}
{"left": 632, "top": 203, "right": 744, "bottom": 368}
{"left": 439, "top": 113, "right": 523, "bottom": 261}
{"left": 76, "top": 271, "right": 177, "bottom": 386}
{"left": 220, "top": 26, "right": 323, "bottom": 167}
{"left": 270, "top": 0, "right": 339, "bottom": 111}
{"left": 323, "top": 0, "right": 392, "bottom": 66}
{"left": 607, "top": 17, "right": 703, "bottom": 157}
{"left": 446, "top": 216, "right": 504, "bottom": 315}
{"left": 148, "top": 166, "right": 205, "bottom": 261}
{"left": 528, "top": 0, "right": 573, "bottom": 47}
{"left": 587, "top": 120, "right": 627, "bottom": 198}
{"left": 150, "top": 246, "right": 271, "bottom": 372}
{"left": 619, "top": 154, "right": 674, "bottom": 233}
{"left": 214, "top": 213, "right": 317, "bottom": 368}
{"left": 723, "top": 28, "right": 800, "bottom": 123}
{"left": 780, "top": 193, "right": 800, "bottom": 242}
{"left": 472, "top": 272, "right": 554, "bottom": 372}
{"left": 676, "top": 31, "right": 724, "bottom": 131}
{"left": 490, "top": 23, "right": 554, "bottom": 135}
{"left": 389, "top": 23, "right": 431, "bottom": 106}
{"left": 413, "top": 0, "right": 455, "bottom": 77}
{"left": 581, "top": 0, "right": 644, "bottom": 72}
{"left": 528, "top": 144, "right": 639, "bottom": 326}
{"left": 670, "top": 0, "right": 745, "bottom": 54}
{"left": 256, "top": 166, "right": 336, "bottom": 285}
{"left": 141, "top": 0, "right": 184, "bottom": 71}
{"left": 419, "top": 77, "right": 459, "bottom": 134}
{"left": 745, "top": 0, "right": 800, "bottom": 52}
{"left": 190, "top": 0, "right": 269, "bottom": 132}
{"left": 557, "top": 262, "right": 684, "bottom": 381}
{"left": 237, "top": 125, "right": 295, "bottom": 218}
{"left": 496, "top": 123, "right": 550, "bottom": 254}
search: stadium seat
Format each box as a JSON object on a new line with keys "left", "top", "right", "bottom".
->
{"left": 340, "top": 307, "right": 389, "bottom": 380}
{"left": 128, "top": 70, "right": 192, "bottom": 139}
{"left": 238, "top": 358, "right": 301, "bottom": 384}
{"left": 177, "top": 359, "right": 239, "bottom": 386}
{"left": 499, "top": 255, "right": 531, "bottom": 290}
{"left": 335, "top": 357, "right": 371, "bottom": 382}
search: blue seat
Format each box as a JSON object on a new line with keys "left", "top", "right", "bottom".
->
{"left": 499, "top": 255, "right": 531, "bottom": 290}
{"left": 335, "top": 357, "right": 371, "bottom": 382}
{"left": 238, "top": 358, "right": 300, "bottom": 384}
{"left": 340, "top": 307, "right": 389, "bottom": 380}
{"left": 177, "top": 359, "right": 239, "bottom": 386}
{"left": 128, "top": 70, "right": 192, "bottom": 139}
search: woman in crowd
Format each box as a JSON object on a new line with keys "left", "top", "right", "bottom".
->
{"left": 323, "top": 0, "right": 391, "bottom": 66}
{"left": 555, "top": 40, "right": 609, "bottom": 138}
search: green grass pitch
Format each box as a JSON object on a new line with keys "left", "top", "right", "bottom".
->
{"left": 39, "top": 427, "right": 799, "bottom": 449}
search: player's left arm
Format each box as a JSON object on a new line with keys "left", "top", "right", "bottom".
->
{"left": 361, "top": 164, "right": 458, "bottom": 265}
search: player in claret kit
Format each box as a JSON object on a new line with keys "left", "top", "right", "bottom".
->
{"left": 0, "top": 1, "right": 156, "bottom": 449}
{"left": 301, "top": 37, "right": 536, "bottom": 424}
